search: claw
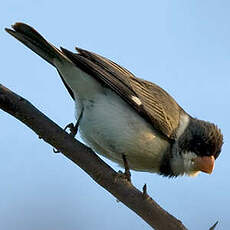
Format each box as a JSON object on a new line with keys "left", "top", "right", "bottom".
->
{"left": 65, "top": 107, "right": 84, "bottom": 137}
{"left": 53, "top": 107, "right": 84, "bottom": 153}
{"left": 64, "top": 123, "right": 78, "bottom": 137}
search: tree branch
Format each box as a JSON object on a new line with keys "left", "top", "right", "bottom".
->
{"left": 0, "top": 84, "right": 187, "bottom": 230}
{"left": 209, "top": 221, "right": 218, "bottom": 230}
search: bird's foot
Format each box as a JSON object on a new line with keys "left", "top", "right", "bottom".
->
{"left": 53, "top": 107, "right": 84, "bottom": 153}
{"left": 64, "top": 122, "right": 78, "bottom": 137}
{"left": 53, "top": 122, "right": 79, "bottom": 153}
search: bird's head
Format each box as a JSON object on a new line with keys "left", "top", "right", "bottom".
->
{"left": 168, "top": 118, "right": 223, "bottom": 177}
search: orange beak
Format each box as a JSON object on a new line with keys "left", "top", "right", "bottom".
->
{"left": 194, "top": 156, "right": 215, "bottom": 174}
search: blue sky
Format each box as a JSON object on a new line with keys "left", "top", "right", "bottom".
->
{"left": 1, "top": 1, "right": 230, "bottom": 229}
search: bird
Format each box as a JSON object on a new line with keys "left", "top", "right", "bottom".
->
{"left": 5, "top": 22, "right": 223, "bottom": 178}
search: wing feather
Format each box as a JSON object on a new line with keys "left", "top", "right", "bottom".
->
{"left": 61, "top": 47, "right": 183, "bottom": 140}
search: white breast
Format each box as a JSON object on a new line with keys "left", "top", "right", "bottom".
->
{"left": 79, "top": 89, "right": 170, "bottom": 172}
{"left": 54, "top": 60, "right": 170, "bottom": 172}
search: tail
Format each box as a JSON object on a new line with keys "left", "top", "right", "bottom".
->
{"left": 5, "top": 23, "right": 69, "bottom": 66}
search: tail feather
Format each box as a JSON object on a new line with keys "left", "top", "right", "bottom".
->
{"left": 5, "top": 23, "right": 68, "bottom": 66}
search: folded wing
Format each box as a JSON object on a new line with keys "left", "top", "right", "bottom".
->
{"left": 61, "top": 47, "right": 183, "bottom": 140}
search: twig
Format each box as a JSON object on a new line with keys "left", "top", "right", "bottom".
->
{"left": 209, "top": 221, "right": 218, "bottom": 230}
{"left": 142, "top": 184, "right": 149, "bottom": 200}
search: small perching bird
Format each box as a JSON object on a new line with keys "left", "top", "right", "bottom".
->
{"left": 6, "top": 22, "right": 223, "bottom": 177}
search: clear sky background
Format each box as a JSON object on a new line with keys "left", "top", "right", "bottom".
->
{"left": 1, "top": 1, "right": 230, "bottom": 230}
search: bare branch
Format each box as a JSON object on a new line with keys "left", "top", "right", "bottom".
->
{"left": 209, "top": 221, "right": 218, "bottom": 230}
{"left": 0, "top": 84, "right": 187, "bottom": 230}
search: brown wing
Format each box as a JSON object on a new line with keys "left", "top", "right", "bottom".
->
{"left": 61, "top": 47, "right": 183, "bottom": 140}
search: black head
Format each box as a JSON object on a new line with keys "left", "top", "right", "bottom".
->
{"left": 178, "top": 118, "right": 223, "bottom": 159}
{"left": 161, "top": 118, "right": 224, "bottom": 177}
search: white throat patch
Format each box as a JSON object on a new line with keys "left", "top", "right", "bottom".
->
{"left": 171, "top": 151, "right": 200, "bottom": 177}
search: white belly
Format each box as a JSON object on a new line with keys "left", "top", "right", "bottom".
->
{"left": 55, "top": 60, "right": 169, "bottom": 172}
{"left": 79, "top": 89, "right": 170, "bottom": 172}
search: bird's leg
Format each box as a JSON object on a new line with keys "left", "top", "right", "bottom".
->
{"left": 65, "top": 107, "right": 84, "bottom": 137}
{"left": 53, "top": 107, "right": 84, "bottom": 153}
{"left": 122, "top": 154, "right": 131, "bottom": 182}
